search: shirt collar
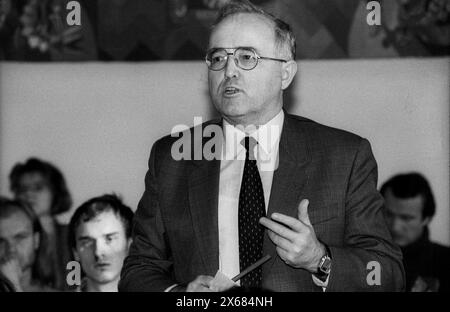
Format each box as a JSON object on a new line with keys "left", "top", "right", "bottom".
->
{"left": 222, "top": 110, "right": 284, "bottom": 159}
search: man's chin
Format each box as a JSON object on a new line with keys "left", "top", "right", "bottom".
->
{"left": 89, "top": 272, "right": 119, "bottom": 285}
{"left": 215, "top": 99, "right": 248, "bottom": 115}
{"left": 221, "top": 108, "right": 259, "bottom": 126}
{"left": 393, "top": 238, "right": 409, "bottom": 247}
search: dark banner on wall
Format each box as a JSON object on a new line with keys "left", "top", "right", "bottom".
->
{"left": 0, "top": 0, "right": 449, "bottom": 61}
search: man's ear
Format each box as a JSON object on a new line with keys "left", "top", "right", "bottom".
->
{"left": 281, "top": 60, "right": 297, "bottom": 90}
{"left": 421, "top": 216, "right": 431, "bottom": 227}
{"left": 33, "top": 233, "right": 40, "bottom": 251}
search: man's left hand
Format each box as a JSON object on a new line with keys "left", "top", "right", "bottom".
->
{"left": 259, "top": 199, "right": 326, "bottom": 273}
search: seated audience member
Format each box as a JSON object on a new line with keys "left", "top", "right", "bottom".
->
{"left": 68, "top": 194, "right": 134, "bottom": 292}
{"left": 9, "top": 157, "right": 72, "bottom": 290}
{"left": 381, "top": 173, "right": 450, "bottom": 292}
{"left": 0, "top": 198, "right": 57, "bottom": 291}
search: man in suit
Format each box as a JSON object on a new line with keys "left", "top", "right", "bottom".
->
{"left": 381, "top": 173, "right": 449, "bottom": 292}
{"left": 119, "top": 0, "right": 404, "bottom": 292}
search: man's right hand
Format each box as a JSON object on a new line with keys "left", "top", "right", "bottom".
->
{"left": 186, "top": 275, "right": 215, "bottom": 292}
{"left": 0, "top": 255, "right": 23, "bottom": 291}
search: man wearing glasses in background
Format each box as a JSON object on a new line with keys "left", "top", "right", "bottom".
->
{"left": 119, "top": 0, "right": 404, "bottom": 292}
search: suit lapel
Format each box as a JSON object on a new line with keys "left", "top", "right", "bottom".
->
{"left": 263, "top": 114, "right": 312, "bottom": 270}
{"left": 187, "top": 120, "right": 222, "bottom": 275}
{"left": 186, "top": 115, "right": 312, "bottom": 277}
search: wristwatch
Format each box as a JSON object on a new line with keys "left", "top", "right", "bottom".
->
{"left": 315, "top": 244, "right": 332, "bottom": 281}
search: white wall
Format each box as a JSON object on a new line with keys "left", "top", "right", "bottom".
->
{"left": 0, "top": 58, "right": 448, "bottom": 245}
{"left": 292, "top": 59, "right": 449, "bottom": 246}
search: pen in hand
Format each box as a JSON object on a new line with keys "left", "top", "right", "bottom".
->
{"left": 231, "top": 255, "right": 271, "bottom": 283}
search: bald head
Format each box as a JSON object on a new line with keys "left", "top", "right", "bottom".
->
{"left": 210, "top": 0, "right": 296, "bottom": 60}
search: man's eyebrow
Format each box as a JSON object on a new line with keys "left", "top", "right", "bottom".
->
{"left": 209, "top": 46, "right": 257, "bottom": 51}
{"left": 239, "top": 46, "right": 261, "bottom": 54}
{"left": 14, "top": 229, "right": 33, "bottom": 236}
{"left": 77, "top": 236, "right": 93, "bottom": 241}
{"left": 13, "top": 230, "right": 31, "bottom": 238}
{"left": 104, "top": 232, "right": 119, "bottom": 237}
{"left": 397, "top": 213, "right": 416, "bottom": 218}
{"left": 240, "top": 46, "right": 256, "bottom": 50}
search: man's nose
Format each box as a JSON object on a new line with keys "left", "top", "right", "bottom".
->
{"left": 93, "top": 240, "right": 107, "bottom": 260}
{"left": 224, "top": 55, "right": 239, "bottom": 78}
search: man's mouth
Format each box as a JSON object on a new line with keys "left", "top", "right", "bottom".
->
{"left": 223, "top": 86, "right": 241, "bottom": 96}
{"left": 94, "top": 262, "right": 111, "bottom": 270}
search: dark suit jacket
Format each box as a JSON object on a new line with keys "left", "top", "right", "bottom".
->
{"left": 119, "top": 113, "right": 405, "bottom": 292}
{"left": 402, "top": 231, "right": 450, "bottom": 292}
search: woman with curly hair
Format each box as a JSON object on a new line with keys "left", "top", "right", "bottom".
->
{"left": 9, "top": 157, "right": 72, "bottom": 290}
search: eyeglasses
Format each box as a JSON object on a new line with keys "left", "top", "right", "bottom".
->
{"left": 205, "top": 47, "right": 287, "bottom": 71}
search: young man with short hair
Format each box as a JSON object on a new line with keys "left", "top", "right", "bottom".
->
{"left": 68, "top": 194, "right": 133, "bottom": 292}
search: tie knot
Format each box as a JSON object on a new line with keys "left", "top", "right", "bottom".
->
{"left": 241, "top": 136, "right": 258, "bottom": 159}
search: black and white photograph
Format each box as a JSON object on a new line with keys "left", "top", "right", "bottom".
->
{"left": 0, "top": 0, "right": 449, "bottom": 302}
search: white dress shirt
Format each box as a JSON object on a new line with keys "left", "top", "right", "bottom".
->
{"left": 218, "top": 110, "right": 284, "bottom": 282}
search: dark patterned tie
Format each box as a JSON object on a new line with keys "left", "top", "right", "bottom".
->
{"left": 238, "top": 136, "right": 266, "bottom": 288}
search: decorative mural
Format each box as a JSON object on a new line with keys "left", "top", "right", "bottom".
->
{"left": 0, "top": 0, "right": 448, "bottom": 61}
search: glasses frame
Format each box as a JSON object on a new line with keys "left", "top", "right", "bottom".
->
{"left": 205, "top": 47, "right": 288, "bottom": 71}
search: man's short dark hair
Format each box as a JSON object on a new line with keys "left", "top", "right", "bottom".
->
{"left": 211, "top": 0, "right": 296, "bottom": 60}
{"left": 68, "top": 194, "right": 134, "bottom": 250}
{"left": 380, "top": 172, "right": 436, "bottom": 220}
{"left": 9, "top": 157, "right": 72, "bottom": 215}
